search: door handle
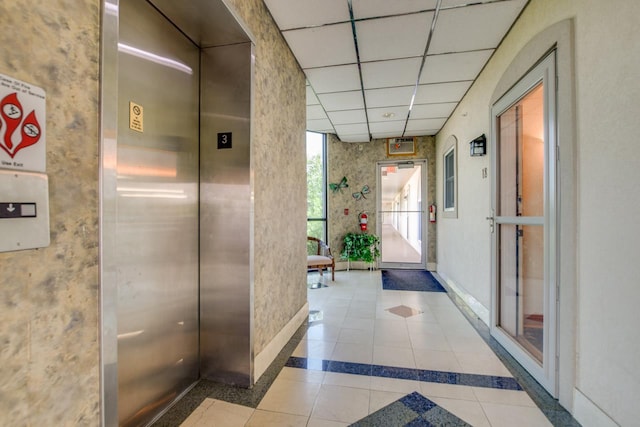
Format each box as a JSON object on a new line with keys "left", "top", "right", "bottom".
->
{"left": 486, "top": 210, "right": 495, "bottom": 233}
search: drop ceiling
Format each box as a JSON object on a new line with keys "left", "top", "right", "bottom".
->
{"left": 263, "top": 0, "right": 528, "bottom": 142}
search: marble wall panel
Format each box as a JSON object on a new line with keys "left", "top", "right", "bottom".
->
{"left": 0, "top": 0, "right": 101, "bottom": 425}
{"left": 328, "top": 135, "right": 436, "bottom": 268}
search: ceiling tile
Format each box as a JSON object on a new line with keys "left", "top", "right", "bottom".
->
{"left": 327, "top": 109, "right": 367, "bottom": 125}
{"left": 369, "top": 120, "right": 406, "bottom": 134}
{"left": 307, "top": 105, "right": 328, "bottom": 120}
{"left": 365, "top": 86, "right": 415, "bottom": 108}
{"left": 419, "top": 50, "right": 493, "bottom": 84}
{"left": 356, "top": 12, "right": 432, "bottom": 62}
{"left": 414, "top": 81, "right": 472, "bottom": 104}
{"left": 430, "top": 2, "right": 527, "bottom": 54}
{"left": 406, "top": 118, "right": 447, "bottom": 131}
{"left": 263, "top": 0, "right": 350, "bottom": 30}
{"left": 361, "top": 57, "right": 422, "bottom": 89}
{"left": 306, "top": 64, "right": 361, "bottom": 93}
{"left": 410, "top": 102, "right": 457, "bottom": 119}
{"left": 352, "top": 0, "right": 438, "bottom": 19}
{"left": 318, "top": 91, "right": 364, "bottom": 111}
{"left": 334, "top": 123, "right": 369, "bottom": 135}
{"left": 283, "top": 23, "right": 356, "bottom": 68}
{"left": 340, "top": 134, "right": 370, "bottom": 143}
{"left": 307, "top": 118, "right": 334, "bottom": 132}
{"left": 367, "top": 106, "right": 409, "bottom": 123}
{"left": 306, "top": 86, "right": 320, "bottom": 105}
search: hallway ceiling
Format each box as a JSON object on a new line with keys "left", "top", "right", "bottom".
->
{"left": 263, "top": 0, "right": 528, "bottom": 142}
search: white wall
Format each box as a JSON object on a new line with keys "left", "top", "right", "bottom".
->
{"left": 435, "top": 0, "right": 640, "bottom": 425}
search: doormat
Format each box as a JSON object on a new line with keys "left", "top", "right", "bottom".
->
{"left": 381, "top": 269, "right": 446, "bottom": 292}
{"left": 349, "top": 391, "right": 471, "bottom": 426}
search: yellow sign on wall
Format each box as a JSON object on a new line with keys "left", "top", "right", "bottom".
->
{"left": 129, "top": 101, "right": 143, "bottom": 132}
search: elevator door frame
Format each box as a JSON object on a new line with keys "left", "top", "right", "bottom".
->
{"left": 99, "top": 0, "right": 256, "bottom": 425}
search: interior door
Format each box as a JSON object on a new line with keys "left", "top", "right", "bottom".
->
{"left": 377, "top": 160, "right": 427, "bottom": 269}
{"left": 490, "top": 52, "right": 557, "bottom": 395}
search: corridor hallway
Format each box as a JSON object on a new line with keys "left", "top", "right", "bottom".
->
{"left": 381, "top": 224, "right": 421, "bottom": 264}
{"left": 159, "top": 271, "right": 577, "bottom": 426}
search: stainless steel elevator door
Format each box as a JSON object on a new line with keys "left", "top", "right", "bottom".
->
{"left": 116, "top": 1, "right": 200, "bottom": 425}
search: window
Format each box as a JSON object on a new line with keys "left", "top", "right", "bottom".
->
{"left": 306, "top": 131, "right": 327, "bottom": 241}
{"left": 443, "top": 135, "right": 457, "bottom": 217}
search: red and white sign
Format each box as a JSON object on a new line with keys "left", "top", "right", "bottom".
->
{"left": 0, "top": 73, "right": 46, "bottom": 172}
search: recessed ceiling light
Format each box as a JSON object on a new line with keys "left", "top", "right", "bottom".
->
{"left": 382, "top": 112, "right": 395, "bottom": 119}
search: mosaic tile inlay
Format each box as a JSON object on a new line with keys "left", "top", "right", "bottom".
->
{"left": 350, "top": 392, "right": 472, "bottom": 427}
{"left": 285, "top": 357, "right": 523, "bottom": 391}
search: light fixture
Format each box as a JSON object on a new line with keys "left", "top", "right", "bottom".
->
{"left": 469, "top": 134, "right": 487, "bottom": 157}
{"left": 382, "top": 112, "right": 395, "bottom": 119}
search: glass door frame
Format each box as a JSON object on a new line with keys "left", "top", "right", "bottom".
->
{"left": 376, "top": 159, "right": 427, "bottom": 270}
{"left": 489, "top": 52, "right": 558, "bottom": 395}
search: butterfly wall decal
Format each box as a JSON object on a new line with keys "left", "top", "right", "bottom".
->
{"left": 329, "top": 176, "right": 349, "bottom": 193}
{"left": 352, "top": 185, "right": 370, "bottom": 201}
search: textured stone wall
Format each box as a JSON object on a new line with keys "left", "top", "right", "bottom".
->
{"left": 327, "top": 135, "right": 436, "bottom": 268}
{"left": 0, "top": 0, "right": 101, "bottom": 425}
{"left": 225, "top": 0, "right": 308, "bottom": 355}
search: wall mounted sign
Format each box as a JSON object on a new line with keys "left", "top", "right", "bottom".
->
{"left": 0, "top": 73, "right": 46, "bottom": 172}
{"left": 129, "top": 101, "right": 144, "bottom": 132}
{"left": 386, "top": 137, "right": 416, "bottom": 157}
{"left": 217, "top": 132, "right": 232, "bottom": 149}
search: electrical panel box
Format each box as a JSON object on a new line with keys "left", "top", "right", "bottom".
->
{"left": 0, "top": 169, "right": 50, "bottom": 252}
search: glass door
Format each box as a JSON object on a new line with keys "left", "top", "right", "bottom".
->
{"left": 377, "top": 160, "right": 426, "bottom": 269}
{"left": 490, "top": 52, "right": 557, "bottom": 395}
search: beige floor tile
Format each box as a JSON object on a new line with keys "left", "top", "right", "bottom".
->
{"left": 454, "top": 352, "right": 513, "bottom": 377}
{"left": 370, "top": 376, "right": 421, "bottom": 394}
{"left": 245, "top": 409, "right": 308, "bottom": 427}
{"left": 431, "top": 397, "right": 491, "bottom": 427}
{"left": 323, "top": 372, "right": 371, "bottom": 389}
{"left": 373, "top": 345, "right": 416, "bottom": 368}
{"left": 181, "top": 399, "right": 254, "bottom": 427}
{"left": 304, "top": 323, "right": 341, "bottom": 342}
{"left": 292, "top": 339, "right": 336, "bottom": 359}
{"left": 257, "top": 378, "right": 321, "bottom": 416}
{"left": 413, "top": 349, "right": 463, "bottom": 372}
{"left": 311, "top": 384, "right": 370, "bottom": 424}
{"left": 331, "top": 342, "right": 373, "bottom": 364}
{"left": 409, "top": 331, "right": 452, "bottom": 351}
{"left": 179, "top": 398, "right": 216, "bottom": 427}
{"left": 337, "top": 327, "right": 374, "bottom": 345}
{"left": 307, "top": 418, "right": 349, "bottom": 427}
{"left": 420, "top": 382, "right": 477, "bottom": 401}
{"left": 481, "top": 402, "right": 553, "bottom": 427}
{"left": 368, "top": 389, "right": 407, "bottom": 414}
{"left": 472, "top": 387, "right": 537, "bottom": 406}
{"left": 277, "top": 366, "right": 325, "bottom": 384}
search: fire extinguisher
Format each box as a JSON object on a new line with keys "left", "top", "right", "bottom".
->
{"left": 359, "top": 212, "right": 368, "bottom": 232}
{"left": 429, "top": 205, "right": 436, "bottom": 223}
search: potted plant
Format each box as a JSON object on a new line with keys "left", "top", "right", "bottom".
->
{"left": 341, "top": 232, "right": 381, "bottom": 267}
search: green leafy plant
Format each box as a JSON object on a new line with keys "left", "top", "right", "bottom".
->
{"left": 341, "top": 233, "right": 381, "bottom": 264}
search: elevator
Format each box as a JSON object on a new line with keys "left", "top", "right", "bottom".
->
{"left": 100, "top": 0, "right": 254, "bottom": 425}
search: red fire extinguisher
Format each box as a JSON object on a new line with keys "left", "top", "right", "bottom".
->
{"left": 359, "top": 212, "right": 368, "bottom": 232}
{"left": 429, "top": 205, "right": 436, "bottom": 223}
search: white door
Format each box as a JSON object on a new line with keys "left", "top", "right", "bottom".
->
{"left": 377, "top": 160, "right": 427, "bottom": 269}
{"left": 490, "top": 52, "right": 558, "bottom": 395}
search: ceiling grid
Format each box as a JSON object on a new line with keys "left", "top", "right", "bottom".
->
{"left": 264, "top": 0, "right": 529, "bottom": 142}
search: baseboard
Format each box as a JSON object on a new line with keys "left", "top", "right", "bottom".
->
{"left": 427, "top": 262, "right": 437, "bottom": 271}
{"left": 573, "top": 388, "right": 618, "bottom": 427}
{"left": 254, "top": 302, "right": 309, "bottom": 382}
{"left": 435, "top": 272, "right": 490, "bottom": 326}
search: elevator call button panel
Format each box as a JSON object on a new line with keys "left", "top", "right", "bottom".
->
{"left": 0, "top": 170, "right": 50, "bottom": 252}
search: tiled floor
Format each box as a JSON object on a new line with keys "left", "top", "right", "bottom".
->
{"left": 164, "top": 270, "right": 576, "bottom": 426}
